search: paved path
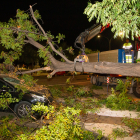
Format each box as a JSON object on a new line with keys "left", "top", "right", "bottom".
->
{"left": 83, "top": 109, "right": 140, "bottom": 140}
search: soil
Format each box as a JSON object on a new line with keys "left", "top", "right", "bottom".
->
{"left": 81, "top": 114, "right": 124, "bottom": 125}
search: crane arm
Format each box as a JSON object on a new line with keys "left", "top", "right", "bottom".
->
{"left": 74, "top": 24, "right": 102, "bottom": 53}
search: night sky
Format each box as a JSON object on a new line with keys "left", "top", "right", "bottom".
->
{"left": 0, "top": 0, "right": 133, "bottom": 52}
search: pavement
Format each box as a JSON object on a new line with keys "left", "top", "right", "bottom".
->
{"left": 95, "top": 107, "right": 140, "bottom": 118}
{"left": 84, "top": 109, "right": 140, "bottom": 140}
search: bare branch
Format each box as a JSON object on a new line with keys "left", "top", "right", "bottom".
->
{"left": 25, "top": 36, "right": 44, "bottom": 49}
{"left": 11, "top": 27, "right": 44, "bottom": 36}
{"left": 16, "top": 67, "right": 52, "bottom": 75}
{"left": 24, "top": 36, "right": 61, "bottom": 67}
{"left": 49, "top": 70, "right": 57, "bottom": 77}
{"left": 40, "top": 112, "right": 48, "bottom": 126}
{"left": 7, "top": 105, "right": 20, "bottom": 120}
{"left": 29, "top": 5, "right": 73, "bottom": 64}
{"left": 32, "top": 3, "right": 37, "bottom": 7}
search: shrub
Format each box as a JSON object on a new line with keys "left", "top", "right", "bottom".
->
{"left": 0, "top": 92, "right": 19, "bottom": 109}
{"left": 111, "top": 128, "right": 128, "bottom": 139}
{"left": 76, "top": 87, "right": 90, "bottom": 97}
{"left": 66, "top": 85, "right": 74, "bottom": 92}
{"left": 19, "top": 106, "right": 84, "bottom": 140}
{"left": 105, "top": 79, "right": 136, "bottom": 110}
{"left": 49, "top": 88, "right": 62, "bottom": 97}
{"left": 105, "top": 88, "right": 135, "bottom": 110}
{"left": 122, "top": 117, "right": 140, "bottom": 132}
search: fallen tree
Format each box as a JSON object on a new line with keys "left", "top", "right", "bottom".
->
{"left": 0, "top": 4, "right": 140, "bottom": 78}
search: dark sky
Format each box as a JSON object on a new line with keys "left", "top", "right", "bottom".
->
{"left": 0, "top": 0, "right": 129, "bottom": 52}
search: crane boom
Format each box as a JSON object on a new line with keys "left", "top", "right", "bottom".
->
{"left": 84, "top": 24, "right": 101, "bottom": 43}
{"left": 74, "top": 24, "right": 102, "bottom": 53}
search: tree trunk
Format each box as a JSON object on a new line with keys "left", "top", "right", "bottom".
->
{"left": 48, "top": 59, "right": 140, "bottom": 77}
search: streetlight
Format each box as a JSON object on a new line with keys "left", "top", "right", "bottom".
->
{"left": 97, "top": 35, "right": 112, "bottom": 50}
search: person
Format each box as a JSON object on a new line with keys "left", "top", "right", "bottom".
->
{"left": 123, "top": 38, "right": 132, "bottom": 50}
{"left": 122, "top": 38, "right": 132, "bottom": 63}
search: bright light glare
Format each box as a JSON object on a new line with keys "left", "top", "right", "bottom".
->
{"left": 119, "top": 32, "right": 123, "bottom": 36}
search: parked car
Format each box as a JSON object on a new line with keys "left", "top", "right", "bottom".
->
{"left": 0, "top": 74, "right": 53, "bottom": 118}
{"left": 55, "top": 71, "right": 66, "bottom": 76}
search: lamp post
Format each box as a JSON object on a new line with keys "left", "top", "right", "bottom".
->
{"left": 97, "top": 35, "right": 112, "bottom": 50}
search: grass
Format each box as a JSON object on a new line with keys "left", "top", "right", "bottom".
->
{"left": 0, "top": 115, "right": 35, "bottom": 140}
{"left": 50, "top": 85, "right": 102, "bottom": 113}
{"left": 122, "top": 117, "right": 140, "bottom": 132}
{"left": 110, "top": 128, "right": 129, "bottom": 139}
{"left": 91, "top": 84, "right": 103, "bottom": 89}
{"left": 0, "top": 114, "right": 14, "bottom": 122}
{"left": 48, "top": 84, "right": 140, "bottom": 114}
{"left": 48, "top": 84, "right": 104, "bottom": 98}
{"left": 48, "top": 82, "right": 140, "bottom": 116}
{"left": 102, "top": 87, "right": 140, "bottom": 111}
{"left": 48, "top": 84, "right": 105, "bottom": 115}
{"left": 82, "top": 130, "right": 95, "bottom": 140}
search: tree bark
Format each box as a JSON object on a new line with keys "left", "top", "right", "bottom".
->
{"left": 42, "top": 59, "right": 140, "bottom": 77}
{"left": 16, "top": 67, "right": 52, "bottom": 75}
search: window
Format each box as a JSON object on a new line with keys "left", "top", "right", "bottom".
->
{"left": 3, "top": 77, "right": 20, "bottom": 84}
{"left": 0, "top": 80, "right": 13, "bottom": 92}
{"left": 0, "top": 81, "right": 6, "bottom": 89}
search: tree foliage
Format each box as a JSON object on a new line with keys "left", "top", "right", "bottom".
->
{"left": 0, "top": 9, "right": 41, "bottom": 64}
{"left": 0, "top": 7, "right": 71, "bottom": 68}
{"left": 18, "top": 106, "right": 84, "bottom": 140}
{"left": 84, "top": 0, "right": 140, "bottom": 40}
